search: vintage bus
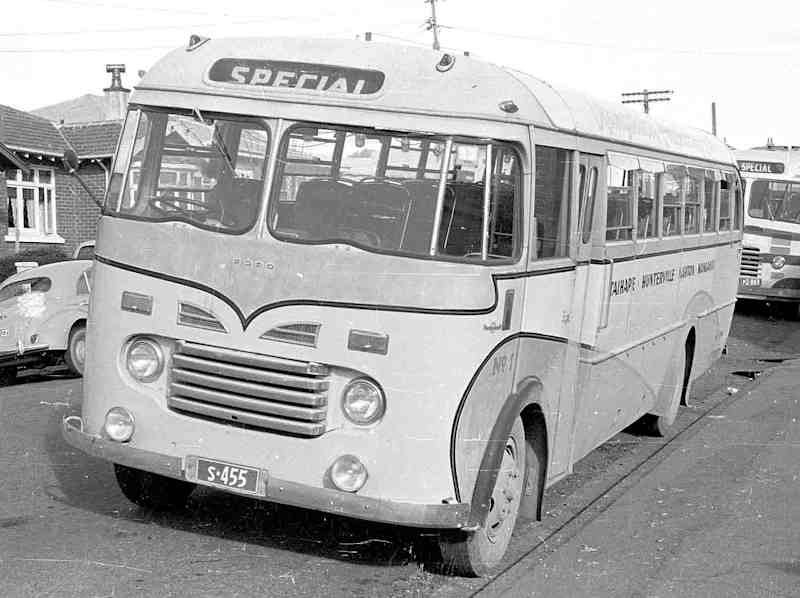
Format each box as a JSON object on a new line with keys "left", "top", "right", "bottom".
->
{"left": 736, "top": 147, "right": 800, "bottom": 308}
{"left": 62, "top": 36, "right": 742, "bottom": 576}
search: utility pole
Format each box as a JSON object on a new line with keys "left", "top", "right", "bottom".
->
{"left": 711, "top": 102, "right": 717, "bottom": 136}
{"left": 621, "top": 89, "right": 673, "bottom": 114}
{"left": 425, "top": 0, "right": 441, "bottom": 51}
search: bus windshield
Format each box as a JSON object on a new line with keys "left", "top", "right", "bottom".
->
{"left": 268, "top": 124, "right": 521, "bottom": 262}
{"left": 106, "top": 109, "right": 271, "bottom": 233}
{"left": 747, "top": 180, "right": 800, "bottom": 223}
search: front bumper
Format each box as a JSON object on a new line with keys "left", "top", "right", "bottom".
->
{"left": 62, "top": 416, "right": 470, "bottom": 529}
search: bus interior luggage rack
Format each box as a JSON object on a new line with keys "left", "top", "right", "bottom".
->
{"left": 167, "top": 341, "right": 330, "bottom": 437}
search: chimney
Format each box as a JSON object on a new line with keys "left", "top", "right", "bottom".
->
{"left": 104, "top": 64, "right": 130, "bottom": 120}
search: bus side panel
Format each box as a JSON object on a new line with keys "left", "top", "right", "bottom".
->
{"left": 572, "top": 348, "right": 650, "bottom": 463}
{"left": 452, "top": 337, "right": 565, "bottom": 506}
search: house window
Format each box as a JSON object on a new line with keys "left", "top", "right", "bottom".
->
{"left": 5, "top": 167, "right": 61, "bottom": 243}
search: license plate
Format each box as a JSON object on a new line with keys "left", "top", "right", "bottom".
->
{"left": 187, "top": 457, "right": 265, "bottom": 496}
{"left": 739, "top": 277, "right": 761, "bottom": 288}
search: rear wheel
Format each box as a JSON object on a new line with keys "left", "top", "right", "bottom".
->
{"left": 439, "top": 417, "right": 526, "bottom": 576}
{"left": 64, "top": 324, "right": 86, "bottom": 376}
{"left": 114, "top": 464, "right": 195, "bottom": 511}
{"left": 640, "top": 337, "right": 690, "bottom": 437}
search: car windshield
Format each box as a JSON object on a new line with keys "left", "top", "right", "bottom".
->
{"left": 268, "top": 124, "right": 522, "bottom": 262}
{"left": 748, "top": 180, "right": 800, "bottom": 223}
{"left": 106, "top": 109, "right": 271, "bottom": 233}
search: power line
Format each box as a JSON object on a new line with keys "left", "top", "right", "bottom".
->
{"left": 0, "top": 45, "right": 177, "bottom": 54}
{"left": 439, "top": 24, "right": 800, "bottom": 57}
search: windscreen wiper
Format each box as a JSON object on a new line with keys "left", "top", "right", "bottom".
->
{"left": 193, "top": 108, "right": 236, "bottom": 176}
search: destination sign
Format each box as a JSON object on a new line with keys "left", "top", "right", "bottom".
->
{"left": 208, "top": 59, "right": 385, "bottom": 95}
{"left": 737, "top": 160, "right": 785, "bottom": 174}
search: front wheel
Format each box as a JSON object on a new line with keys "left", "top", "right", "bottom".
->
{"left": 439, "top": 417, "right": 526, "bottom": 576}
{"left": 64, "top": 324, "right": 86, "bottom": 376}
{"left": 114, "top": 464, "right": 196, "bottom": 511}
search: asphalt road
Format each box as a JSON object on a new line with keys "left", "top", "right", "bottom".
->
{"left": 0, "top": 302, "right": 798, "bottom": 598}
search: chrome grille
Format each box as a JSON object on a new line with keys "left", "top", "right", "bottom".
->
{"left": 740, "top": 247, "right": 760, "bottom": 277}
{"left": 167, "top": 341, "right": 329, "bottom": 437}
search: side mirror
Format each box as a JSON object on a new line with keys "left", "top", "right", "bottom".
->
{"left": 61, "top": 149, "right": 102, "bottom": 208}
{"left": 62, "top": 149, "right": 80, "bottom": 173}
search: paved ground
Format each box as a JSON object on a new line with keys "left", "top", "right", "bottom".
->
{"left": 475, "top": 357, "right": 800, "bottom": 597}
{"left": 0, "top": 302, "right": 798, "bottom": 598}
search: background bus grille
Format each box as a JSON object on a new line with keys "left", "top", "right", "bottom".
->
{"left": 740, "top": 247, "right": 760, "bottom": 277}
{"left": 167, "top": 341, "right": 329, "bottom": 437}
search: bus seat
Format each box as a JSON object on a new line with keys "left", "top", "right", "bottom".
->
{"left": 349, "top": 180, "right": 412, "bottom": 249}
{"left": 399, "top": 180, "right": 439, "bottom": 252}
{"left": 221, "top": 178, "right": 261, "bottom": 229}
{"left": 440, "top": 183, "right": 484, "bottom": 255}
{"left": 294, "top": 178, "right": 354, "bottom": 239}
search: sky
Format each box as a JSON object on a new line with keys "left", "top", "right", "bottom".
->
{"left": 2, "top": 0, "right": 799, "bottom": 149}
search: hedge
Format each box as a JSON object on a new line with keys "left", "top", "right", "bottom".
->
{"left": 0, "top": 247, "right": 71, "bottom": 282}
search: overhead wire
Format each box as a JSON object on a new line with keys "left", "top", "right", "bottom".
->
{"left": 439, "top": 24, "right": 800, "bottom": 57}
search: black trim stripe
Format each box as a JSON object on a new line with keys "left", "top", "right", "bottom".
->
{"left": 95, "top": 255, "right": 575, "bottom": 328}
{"left": 449, "top": 332, "right": 570, "bottom": 503}
{"left": 587, "top": 239, "right": 739, "bottom": 265}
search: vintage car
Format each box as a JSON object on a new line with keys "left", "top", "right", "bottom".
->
{"left": 0, "top": 260, "right": 92, "bottom": 384}
{"left": 72, "top": 241, "right": 95, "bottom": 261}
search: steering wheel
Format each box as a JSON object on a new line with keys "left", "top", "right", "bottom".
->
{"left": 152, "top": 194, "right": 220, "bottom": 218}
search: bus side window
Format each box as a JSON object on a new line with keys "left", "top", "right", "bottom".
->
{"left": 637, "top": 170, "right": 658, "bottom": 239}
{"left": 685, "top": 168, "right": 703, "bottom": 234}
{"left": 534, "top": 146, "right": 571, "bottom": 258}
{"left": 733, "top": 176, "right": 743, "bottom": 230}
{"left": 662, "top": 165, "right": 685, "bottom": 237}
{"left": 581, "top": 167, "right": 598, "bottom": 244}
{"left": 703, "top": 170, "right": 718, "bottom": 232}
{"left": 606, "top": 164, "right": 634, "bottom": 241}
{"left": 719, "top": 176, "right": 732, "bottom": 230}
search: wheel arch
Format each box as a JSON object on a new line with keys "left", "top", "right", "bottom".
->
{"left": 465, "top": 379, "right": 549, "bottom": 528}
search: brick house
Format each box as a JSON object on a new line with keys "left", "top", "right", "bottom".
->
{"left": 0, "top": 66, "right": 128, "bottom": 259}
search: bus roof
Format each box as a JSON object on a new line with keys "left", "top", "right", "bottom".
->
{"left": 135, "top": 37, "right": 734, "bottom": 165}
{"left": 735, "top": 147, "right": 800, "bottom": 178}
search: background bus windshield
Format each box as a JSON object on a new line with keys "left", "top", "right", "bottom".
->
{"left": 748, "top": 180, "right": 800, "bottom": 223}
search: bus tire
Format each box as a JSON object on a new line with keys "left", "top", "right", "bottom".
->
{"left": 114, "top": 464, "right": 195, "bottom": 511}
{"left": 64, "top": 323, "right": 87, "bottom": 377}
{"left": 640, "top": 336, "right": 689, "bottom": 437}
{"left": 439, "top": 417, "right": 526, "bottom": 577}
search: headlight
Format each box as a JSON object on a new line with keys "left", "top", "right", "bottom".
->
{"left": 330, "top": 455, "right": 368, "bottom": 492}
{"left": 125, "top": 337, "right": 164, "bottom": 382}
{"left": 341, "top": 378, "right": 385, "bottom": 425}
{"left": 104, "top": 407, "right": 135, "bottom": 442}
{"left": 772, "top": 255, "right": 786, "bottom": 270}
